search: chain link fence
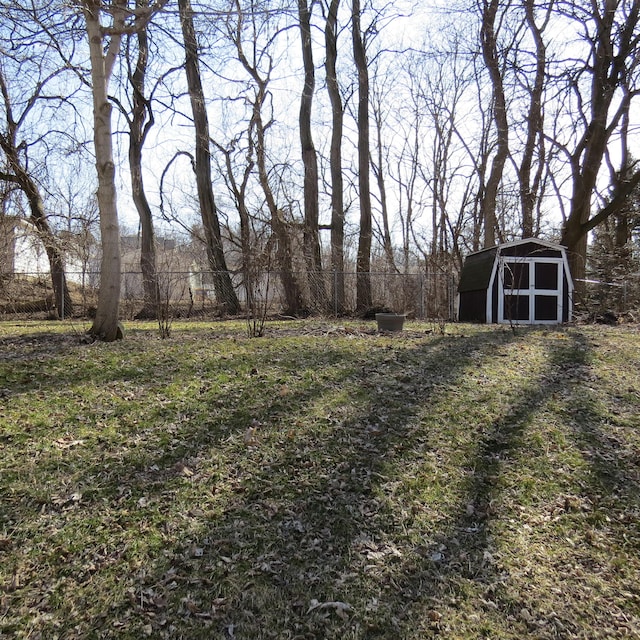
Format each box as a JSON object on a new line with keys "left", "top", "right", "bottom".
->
{"left": 0, "top": 269, "right": 458, "bottom": 322}
{"left": 4, "top": 270, "right": 640, "bottom": 324}
{"left": 3, "top": 270, "right": 639, "bottom": 323}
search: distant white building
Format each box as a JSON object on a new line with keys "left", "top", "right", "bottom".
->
{"left": 0, "top": 216, "right": 95, "bottom": 283}
{"left": 1, "top": 217, "right": 48, "bottom": 275}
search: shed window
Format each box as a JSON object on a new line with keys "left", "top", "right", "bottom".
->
{"left": 535, "top": 262, "right": 558, "bottom": 289}
{"left": 504, "top": 294, "right": 530, "bottom": 321}
{"left": 503, "top": 262, "right": 529, "bottom": 289}
{"left": 535, "top": 295, "right": 559, "bottom": 321}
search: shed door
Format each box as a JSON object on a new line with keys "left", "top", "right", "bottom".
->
{"left": 498, "top": 258, "right": 563, "bottom": 324}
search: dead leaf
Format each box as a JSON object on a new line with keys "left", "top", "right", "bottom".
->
{"left": 54, "top": 438, "right": 85, "bottom": 449}
{"left": 9, "top": 572, "right": 20, "bottom": 591}
{"left": 307, "top": 599, "right": 353, "bottom": 619}
{"left": 182, "top": 598, "right": 200, "bottom": 614}
{"left": 173, "top": 462, "right": 194, "bottom": 477}
{"left": 428, "top": 610, "right": 442, "bottom": 622}
{"left": 244, "top": 427, "right": 259, "bottom": 446}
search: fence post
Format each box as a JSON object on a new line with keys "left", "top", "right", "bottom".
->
{"left": 333, "top": 270, "right": 338, "bottom": 318}
{"left": 449, "top": 275, "right": 455, "bottom": 321}
{"left": 60, "top": 270, "right": 64, "bottom": 321}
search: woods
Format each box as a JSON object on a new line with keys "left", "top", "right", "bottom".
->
{"left": 0, "top": 0, "right": 639, "bottom": 338}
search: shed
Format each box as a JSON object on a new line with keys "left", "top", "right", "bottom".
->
{"left": 458, "top": 238, "right": 574, "bottom": 324}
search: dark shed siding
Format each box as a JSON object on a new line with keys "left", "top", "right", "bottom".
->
{"left": 458, "top": 248, "right": 497, "bottom": 323}
{"left": 459, "top": 289, "right": 487, "bottom": 322}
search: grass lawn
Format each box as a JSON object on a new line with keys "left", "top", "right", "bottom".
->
{"left": 1, "top": 319, "right": 639, "bottom": 639}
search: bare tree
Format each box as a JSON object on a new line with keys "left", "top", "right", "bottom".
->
{"left": 323, "top": 0, "right": 346, "bottom": 313}
{"left": 395, "top": 45, "right": 476, "bottom": 290}
{"left": 369, "top": 60, "right": 398, "bottom": 273}
{"left": 391, "top": 102, "right": 423, "bottom": 273}
{"left": 212, "top": 137, "right": 257, "bottom": 313}
{"left": 178, "top": 0, "right": 241, "bottom": 314}
{"left": 0, "top": 60, "right": 74, "bottom": 317}
{"left": 118, "top": 5, "right": 161, "bottom": 319}
{"left": 81, "top": 0, "right": 168, "bottom": 340}
{"left": 471, "top": 0, "right": 640, "bottom": 283}
{"left": 558, "top": 0, "right": 640, "bottom": 284}
{"left": 83, "top": 1, "right": 126, "bottom": 339}
{"left": 516, "top": 0, "right": 550, "bottom": 238}
{"left": 226, "top": 0, "right": 304, "bottom": 315}
{"left": 298, "top": 0, "right": 328, "bottom": 310}
{"left": 352, "top": 0, "right": 372, "bottom": 311}
{"left": 479, "top": 0, "right": 510, "bottom": 248}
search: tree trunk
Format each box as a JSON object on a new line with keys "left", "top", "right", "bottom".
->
{"left": 131, "top": 146, "right": 160, "bottom": 318}
{"left": 352, "top": 0, "right": 372, "bottom": 311}
{"left": 254, "top": 115, "right": 303, "bottom": 315}
{"left": 215, "top": 141, "right": 255, "bottom": 313}
{"left": 562, "top": 190, "right": 589, "bottom": 293}
{"left": 27, "top": 193, "right": 73, "bottom": 319}
{"left": 372, "top": 106, "right": 396, "bottom": 272}
{"left": 179, "top": 0, "right": 240, "bottom": 314}
{"left": 298, "top": 0, "right": 327, "bottom": 311}
{"left": 85, "top": 2, "right": 122, "bottom": 341}
{"left": 479, "top": 0, "right": 509, "bottom": 248}
{"left": 127, "top": 14, "right": 161, "bottom": 319}
{"left": 325, "top": 0, "right": 345, "bottom": 314}
{"left": 519, "top": 0, "right": 547, "bottom": 239}
{"left": 0, "top": 135, "right": 73, "bottom": 318}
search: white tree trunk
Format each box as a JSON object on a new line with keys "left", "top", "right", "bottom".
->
{"left": 85, "top": 3, "right": 123, "bottom": 341}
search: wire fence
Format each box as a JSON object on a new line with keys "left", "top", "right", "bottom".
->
{"left": 2, "top": 269, "right": 637, "bottom": 323}
{"left": 0, "top": 270, "right": 458, "bottom": 322}
{"left": 574, "top": 277, "right": 640, "bottom": 322}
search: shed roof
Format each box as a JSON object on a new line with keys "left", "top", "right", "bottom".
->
{"left": 496, "top": 238, "right": 565, "bottom": 258}
{"left": 458, "top": 246, "right": 497, "bottom": 292}
{"left": 458, "top": 238, "right": 569, "bottom": 293}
